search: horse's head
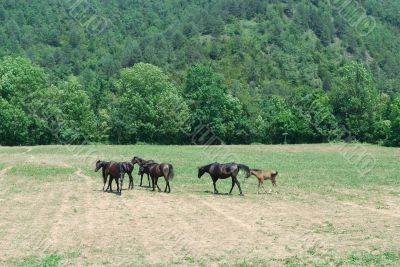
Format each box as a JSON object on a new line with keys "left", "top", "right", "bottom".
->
{"left": 95, "top": 160, "right": 103, "bottom": 172}
{"left": 198, "top": 167, "right": 206, "bottom": 178}
{"left": 131, "top": 156, "right": 144, "bottom": 166}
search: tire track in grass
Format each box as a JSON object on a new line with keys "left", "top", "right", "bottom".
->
{"left": 31, "top": 169, "right": 71, "bottom": 254}
{"left": 73, "top": 168, "right": 101, "bottom": 256}
{"left": 22, "top": 147, "right": 35, "bottom": 162}
{"left": 340, "top": 201, "right": 400, "bottom": 219}
{"left": 39, "top": 165, "right": 85, "bottom": 253}
{"left": 0, "top": 166, "right": 12, "bottom": 177}
{"left": 0, "top": 164, "right": 65, "bottom": 259}
{"left": 23, "top": 162, "right": 74, "bottom": 254}
{"left": 193, "top": 195, "right": 252, "bottom": 231}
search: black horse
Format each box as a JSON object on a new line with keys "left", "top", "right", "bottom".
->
{"left": 198, "top": 162, "right": 251, "bottom": 195}
{"left": 131, "top": 156, "right": 156, "bottom": 187}
{"left": 95, "top": 160, "right": 112, "bottom": 191}
{"left": 140, "top": 162, "right": 174, "bottom": 193}
{"left": 95, "top": 161, "right": 134, "bottom": 193}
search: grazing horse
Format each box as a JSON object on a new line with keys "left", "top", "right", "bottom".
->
{"left": 107, "top": 162, "right": 134, "bottom": 194}
{"left": 198, "top": 162, "right": 251, "bottom": 195}
{"left": 95, "top": 160, "right": 112, "bottom": 191}
{"left": 131, "top": 156, "right": 156, "bottom": 187}
{"left": 250, "top": 169, "right": 279, "bottom": 194}
{"left": 140, "top": 162, "right": 174, "bottom": 193}
{"left": 95, "top": 161, "right": 134, "bottom": 193}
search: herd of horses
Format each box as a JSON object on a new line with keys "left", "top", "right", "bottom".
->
{"left": 95, "top": 156, "right": 279, "bottom": 195}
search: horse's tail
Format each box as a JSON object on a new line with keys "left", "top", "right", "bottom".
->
{"left": 167, "top": 164, "right": 174, "bottom": 181}
{"left": 237, "top": 164, "right": 251, "bottom": 178}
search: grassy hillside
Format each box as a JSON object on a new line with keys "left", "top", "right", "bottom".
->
{"left": 1, "top": 0, "right": 399, "bottom": 94}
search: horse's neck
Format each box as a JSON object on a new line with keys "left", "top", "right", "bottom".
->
{"left": 208, "top": 163, "right": 218, "bottom": 173}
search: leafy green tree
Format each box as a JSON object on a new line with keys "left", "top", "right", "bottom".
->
{"left": 262, "top": 95, "right": 299, "bottom": 144}
{"left": 0, "top": 56, "right": 47, "bottom": 103}
{"left": 27, "top": 82, "right": 97, "bottom": 144}
{"left": 0, "top": 57, "right": 48, "bottom": 145}
{"left": 290, "top": 88, "right": 341, "bottom": 142}
{"left": 0, "top": 97, "right": 29, "bottom": 145}
{"left": 330, "top": 62, "right": 379, "bottom": 142}
{"left": 111, "top": 63, "right": 190, "bottom": 144}
{"left": 387, "top": 95, "right": 400, "bottom": 146}
{"left": 53, "top": 82, "right": 97, "bottom": 143}
{"left": 0, "top": 4, "right": 6, "bottom": 21}
{"left": 184, "top": 65, "right": 248, "bottom": 143}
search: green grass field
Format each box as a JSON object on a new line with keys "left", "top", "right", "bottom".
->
{"left": 0, "top": 144, "right": 399, "bottom": 266}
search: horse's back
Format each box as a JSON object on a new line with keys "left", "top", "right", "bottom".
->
{"left": 108, "top": 162, "right": 122, "bottom": 178}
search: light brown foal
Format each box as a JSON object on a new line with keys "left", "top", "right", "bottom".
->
{"left": 250, "top": 169, "right": 279, "bottom": 194}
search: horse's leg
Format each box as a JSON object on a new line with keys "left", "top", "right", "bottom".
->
{"left": 263, "top": 180, "right": 270, "bottom": 194}
{"left": 128, "top": 173, "right": 133, "bottom": 189}
{"left": 147, "top": 173, "right": 151, "bottom": 187}
{"left": 155, "top": 177, "right": 161, "bottom": 192}
{"left": 258, "top": 179, "right": 261, "bottom": 194}
{"left": 151, "top": 175, "right": 156, "bottom": 191}
{"left": 120, "top": 174, "right": 124, "bottom": 193}
{"left": 272, "top": 179, "right": 278, "bottom": 193}
{"left": 164, "top": 178, "right": 168, "bottom": 193}
{"left": 103, "top": 174, "right": 108, "bottom": 192}
{"left": 212, "top": 178, "right": 219, "bottom": 194}
{"left": 234, "top": 176, "right": 243, "bottom": 195}
{"left": 229, "top": 177, "right": 235, "bottom": 195}
{"left": 108, "top": 177, "right": 113, "bottom": 192}
{"left": 116, "top": 178, "right": 120, "bottom": 193}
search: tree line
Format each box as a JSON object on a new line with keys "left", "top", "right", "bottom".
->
{"left": 1, "top": 56, "right": 399, "bottom": 147}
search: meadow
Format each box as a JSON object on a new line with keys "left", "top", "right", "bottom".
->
{"left": 0, "top": 144, "right": 399, "bottom": 266}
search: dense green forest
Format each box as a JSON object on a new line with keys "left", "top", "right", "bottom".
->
{"left": 0, "top": 0, "right": 399, "bottom": 146}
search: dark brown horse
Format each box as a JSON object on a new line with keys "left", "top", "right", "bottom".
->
{"left": 95, "top": 161, "right": 134, "bottom": 193}
{"left": 131, "top": 156, "right": 156, "bottom": 187}
{"left": 95, "top": 160, "right": 112, "bottom": 191}
{"left": 198, "top": 162, "right": 251, "bottom": 195}
{"left": 140, "top": 162, "right": 174, "bottom": 193}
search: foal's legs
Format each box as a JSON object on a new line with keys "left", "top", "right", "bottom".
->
{"left": 262, "top": 178, "right": 271, "bottom": 194}
{"left": 271, "top": 179, "right": 278, "bottom": 193}
{"left": 258, "top": 179, "right": 261, "bottom": 194}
